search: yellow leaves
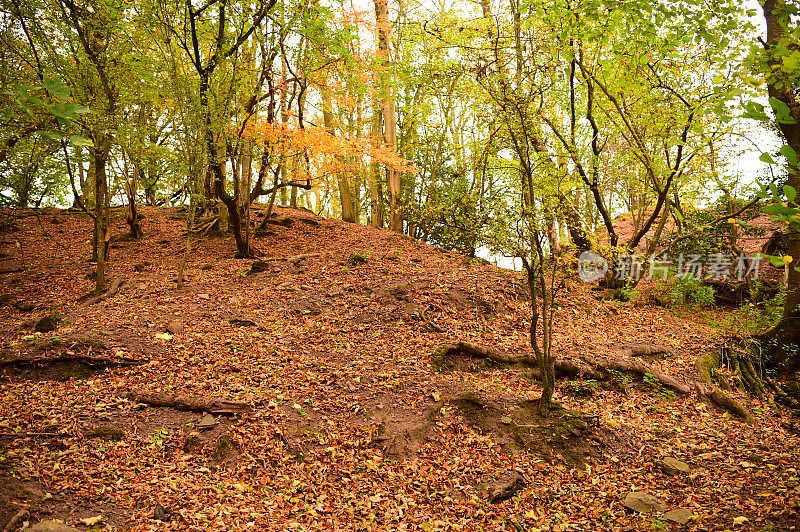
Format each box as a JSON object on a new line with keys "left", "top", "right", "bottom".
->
{"left": 523, "top": 508, "right": 538, "bottom": 519}
{"left": 782, "top": 256, "right": 793, "bottom": 264}
{"left": 231, "top": 482, "right": 252, "bottom": 493}
{"left": 79, "top": 516, "right": 103, "bottom": 526}
{"left": 726, "top": 218, "right": 736, "bottom": 224}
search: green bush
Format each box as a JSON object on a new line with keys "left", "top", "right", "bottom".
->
{"left": 649, "top": 275, "right": 716, "bottom": 308}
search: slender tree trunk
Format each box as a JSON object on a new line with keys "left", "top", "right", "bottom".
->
{"left": 374, "top": 0, "right": 401, "bottom": 232}
{"left": 322, "top": 88, "right": 356, "bottom": 222}
{"left": 369, "top": 106, "right": 383, "bottom": 228}
{"left": 91, "top": 133, "right": 112, "bottom": 292}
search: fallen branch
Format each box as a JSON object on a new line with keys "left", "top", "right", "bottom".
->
{"left": 124, "top": 392, "right": 253, "bottom": 415}
{"left": 0, "top": 432, "right": 67, "bottom": 439}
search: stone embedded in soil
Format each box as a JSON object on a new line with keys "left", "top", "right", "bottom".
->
{"left": 486, "top": 471, "right": 525, "bottom": 503}
{"left": 622, "top": 491, "right": 666, "bottom": 513}
{"left": 658, "top": 457, "right": 691, "bottom": 476}
{"left": 35, "top": 314, "right": 61, "bottom": 332}
{"left": 198, "top": 413, "right": 218, "bottom": 431}
{"left": 13, "top": 301, "right": 34, "bottom": 312}
{"left": 166, "top": 321, "right": 183, "bottom": 334}
{"left": 664, "top": 508, "right": 694, "bottom": 524}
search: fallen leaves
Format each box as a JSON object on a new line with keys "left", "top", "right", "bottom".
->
{"left": 0, "top": 207, "right": 798, "bottom": 531}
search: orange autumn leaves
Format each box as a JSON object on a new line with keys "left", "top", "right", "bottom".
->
{"left": 244, "top": 117, "right": 416, "bottom": 181}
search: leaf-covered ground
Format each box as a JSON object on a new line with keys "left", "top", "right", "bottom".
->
{"left": 0, "top": 206, "right": 798, "bottom": 531}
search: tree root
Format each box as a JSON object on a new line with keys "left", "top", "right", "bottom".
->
{"left": 0, "top": 353, "right": 142, "bottom": 369}
{"left": 79, "top": 276, "right": 125, "bottom": 306}
{"left": 2, "top": 509, "right": 29, "bottom": 532}
{"left": 192, "top": 217, "right": 219, "bottom": 235}
{"left": 124, "top": 391, "right": 253, "bottom": 415}
{"left": 434, "top": 342, "right": 691, "bottom": 394}
{"left": 617, "top": 343, "right": 674, "bottom": 358}
{"left": 709, "top": 387, "right": 754, "bottom": 423}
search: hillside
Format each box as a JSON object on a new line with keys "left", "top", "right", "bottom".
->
{"left": 0, "top": 207, "right": 798, "bottom": 531}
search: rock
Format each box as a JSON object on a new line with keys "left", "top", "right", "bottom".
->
{"left": 153, "top": 503, "right": 174, "bottom": 522}
{"left": 230, "top": 318, "right": 257, "bottom": 327}
{"left": 249, "top": 260, "right": 270, "bottom": 274}
{"left": 486, "top": 471, "right": 525, "bottom": 503}
{"left": 198, "top": 293, "right": 210, "bottom": 300}
{"left": 14, "top": 301, "right": 35, "bottom": 312}
{"left": 86, "top": 426, "right": 126, "bottom": 441}
{"left": 166, "top": 321, "right": 184, "bottom": 334}
{"left": 622, "top": 491, "right": 666, "bottom": 513}
{"left": 35, "top": 313, "right": 61, "bottom": 332}
{"left": 197, "top": 413, "right": 217, "bottom": 431}
{"left": 664, "top": 508, "right": 694, "bottom": 524}
{"left": 658, "top": 457, "right": 691, "bottom": 476}
{"left": 29, "top": 521, "right": 81, "bottom": 532}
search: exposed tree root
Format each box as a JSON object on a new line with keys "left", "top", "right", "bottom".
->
{"left": 0, "top": 354, "right": 142, "bottom": 369}
{"left": 2, "top": 509, "right": 29, "bottom": 532}
{"left": 192, "top": 217, "right": 219, "bottom": 236}
{"left": 124, "top": 391, "right": 253, "bottom": 415}
{"left": 79, "top": 276, "right": 125, "bottom": 306}
{"left": 434, "top": 342, "right": 692, "bottom": 394}
{"left": 764, "top": 377, "right": 800, "bottom": 410}
{"left": 617, "top": 343, "right": 674, "bottom": 358}
{"left": 709, "top": 387, "right": 754, "bottom": 423}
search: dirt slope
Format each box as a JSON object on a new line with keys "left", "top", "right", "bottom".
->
{"left": 0, "top": 206, "right": 797, "bottom": 531}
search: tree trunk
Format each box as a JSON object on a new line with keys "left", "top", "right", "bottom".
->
{"left": 369, "top": 105, "right": 384, "bottom": 228}
{"left": 759, "top": 0, "right": 800, "bottom": 374}
{"left": 91, "top": 133, "right": 112, "bottom": 292}
{"left": 322, "top": 88, "right": 356, "bottom": 222}
{"left": 375, "top": 0, "right": 401, "bottom": 232}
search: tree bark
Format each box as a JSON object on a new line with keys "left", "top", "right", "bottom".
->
{"left": 759, "top": 0, "right": 800, "bottom": 374}
{"left": 91, "top": 133, "right": 112, "bottom": 292}
{"left": 375, "top": 0, "right": 401, "bottom": 232}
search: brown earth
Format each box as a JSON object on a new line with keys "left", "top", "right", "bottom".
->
{"left": 0, "top": 206, "right": 797, "bottom": 531}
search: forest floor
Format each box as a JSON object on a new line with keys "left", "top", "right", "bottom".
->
{"left": 0, "top": 206, "right": 798, "bottom": 532}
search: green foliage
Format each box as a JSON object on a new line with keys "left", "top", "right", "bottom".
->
{"left": 648, "top": 275, "right": 716, "bottom": 308}
{"left": 669, "top": 198, "right": 764, "bottom": 256}
{"left": 643, "top": 373, "right": 677, "bottom": 401}
{"left": 614, "top": 287, "right": 642, "bottom": 303}
{"left": 149, "top": 427, "right": 169, "bottom": 446}
{"left": 406, "top": 171, "right": 501, "bottom": 257}
{"left": 711, "top": 284, "right": 787, "bottom": 336}
{"left": 563, "top": 379, "right": 601, "bottom": 397}
{"left": 348, "top": 254, "right": 368, "bottom": 266}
